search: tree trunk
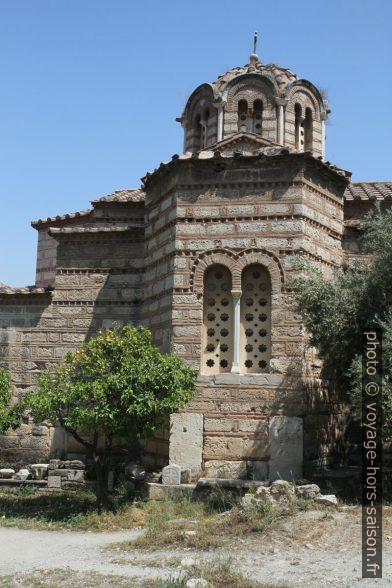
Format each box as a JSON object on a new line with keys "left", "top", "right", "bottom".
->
{"left": 93, "top": 453, "right": 111, "bottom": 512}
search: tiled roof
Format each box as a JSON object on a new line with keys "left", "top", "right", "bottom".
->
{"left": 91, "top": 188, "right": 145, "bottom": 204}
{"left": 142, "top": 148, "right": 350, "bottom": 185}
{"left": 31, "top": 209, "right": 92, "bottom": 228}
{"left": 344, "top": 182, "right": 392, "bottom": 201}
{"left": 0, "top": 284, "right": 52, "bottom": 295}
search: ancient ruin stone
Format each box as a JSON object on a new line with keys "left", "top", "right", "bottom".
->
{"left": 30, "top": 464, "right": 49, "bottom": 480}
{"left": 181, "top": 468, "right": 192, "bottom": 484}
{"left": 15, "top": 468, "right": 30, "bottom": 481}
{"left": 47, "top": 476, "right": 61, "bottom": 489}
{"left": 296, "top": 484, "right": 321, "bottom": 500}
{"left": 316, "top": 494, "right": 338, "bottom": 506}
{"left": 162, "top": 464, "right": 181, "bottom": 486}
{"left": 0, "top": 469, "right": 15, "bottom": 479}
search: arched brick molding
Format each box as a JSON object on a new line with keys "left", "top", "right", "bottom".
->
{"left": 285, "top": 80, "right": 325, "bottom": 121}
{"left": 191, "top": 249, "right": 237, "bottom": 295}
{"left": 191, "top": 247, "right": 284, "bottom": 295}
{"left": 235, "top": 249, "right": 284, "bottom": 293}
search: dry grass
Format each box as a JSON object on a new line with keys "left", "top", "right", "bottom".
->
{"left": 115, "top": 490, "right": 312, "bottom": 552}
{"left": 152, "top": 558, "right": 290, "bottom": 588}
{"left": 0, "top": 486, "right": 146, "bottom": 532}
{"left": 0, "top": 561, "right": 289, "bottom": 588}
{"left": 0, "top": 569, "right": 140, "bottom": 588}
{"left": 126, "top": 497, "right": 223, "bottom": 551}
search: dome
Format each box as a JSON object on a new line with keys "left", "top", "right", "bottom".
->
{"left": 179, "top": 55, "right": 328, "bottom": 160}
{"left": 212, "top": 61, "right": 298, "bottom": 95}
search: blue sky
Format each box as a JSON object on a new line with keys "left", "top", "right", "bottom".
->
{"left": 1, "top": 0, "right": 391, "bottom": 286}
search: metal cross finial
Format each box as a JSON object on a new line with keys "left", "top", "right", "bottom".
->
{"left": 253, "top": 31, "right": 258, "bottom": 55}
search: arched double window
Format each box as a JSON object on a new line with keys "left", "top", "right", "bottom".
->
{"left": 202, "top": 263, "right": 271, "bottom": 374}
{"left": 237, "top": 99, "right": 263, "bottom": 135}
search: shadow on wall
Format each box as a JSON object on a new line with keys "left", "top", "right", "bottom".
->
{"left": 82, "top": 268, "right": 143, "bottom": 342}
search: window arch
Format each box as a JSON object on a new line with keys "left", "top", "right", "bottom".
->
{"left": 194, "top": 113, "right": 202, "bottom": 151}
{"left": 304, "top": 107, "right": 313, "bottom": 152}
{"left": 252, "top": 99, "right": 263, "bottom": 134}
{"left": 295, "top": 103, "right": 304, "bottom": 151}
{"left": 202, "top": 265, "right": 233, "bottom": 374}
{"left": 237, "top": 99, "right": 248, "bottom": 132}
{"left": 201, "top": 108, "right": 210, "bottom": 148}
{"left": 240, "top": 264, "right": 271, "bottom": 373}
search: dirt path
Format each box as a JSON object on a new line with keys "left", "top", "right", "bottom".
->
{"left": 0, "top": 527, "right": 172, "bottom": 581}
{"left": 1, "top": 508, "right": 392, "bottom": 587}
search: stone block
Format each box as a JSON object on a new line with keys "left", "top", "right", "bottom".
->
{"left": 268, "top": 416, "right": 303, "bottom": 482}
{"left": 169, "top": 413, "right": 203, "bottom": 471}
{"left": 203, "top": 460, "right": 247, "bottom": 479}
{"left": 315, "top": 494, "right": 338, "bottom": 506}
{"left": 32, "top": 425, "right": 48, "bottom": 436}
{"left": 47, "top": 475, "right": 62, "bottom": 489}
{"left": 51, "top": 469, "right": 85, "bottom": 482}
{"left": 162, "top": 464, "right": 181, "bottom": 486}
{"left": 181, "top": 468, "right": 192, "bottom": 484}
{"left": 0, "top": 469, "right": 15, "bottom": 478}
{"left": 0, "top": 436, "right": 19, "bottom": 449}
{"left": 15, "top": 469, "right": 30, "bottom": 481}
{"left": 296, "top": 484, "right": 320, "bottom": 499}
{"left": 70, "top": 460, "right": 85, "bottom": 470}
{"left": 49, "top": 459, "right": 61, "bottom": 470}
{"left": 30, "top": 464, "right": 49, "bottom": 480}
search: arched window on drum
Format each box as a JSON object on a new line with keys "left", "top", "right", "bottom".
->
{"left": 240, "top": 265, "right": 271, "bottom": 373}
{"left": 202, "top": 265, "right": 233, "bottom": 374}
{"left": 237, "top": 99, "right": 249, "bottom": 132}
{"left": 252, "top": 99, "right": 263, "bottom": 134}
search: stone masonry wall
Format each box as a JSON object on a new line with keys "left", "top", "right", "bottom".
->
{"left": 142, "top": 152, "right": 348, "bottom": 477}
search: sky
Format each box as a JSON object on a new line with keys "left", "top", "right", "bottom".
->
{"left": 0, "top": 0, "right": 391, "bottom": 286}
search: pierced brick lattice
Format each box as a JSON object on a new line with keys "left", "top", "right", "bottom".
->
{"left": 240, "top": 265, "right": 271, "bottom": 373}
{"left": 202, "top": 265, "right": 233, "bottom": 374}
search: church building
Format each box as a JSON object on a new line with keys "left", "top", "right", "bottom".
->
{"left": 1, "top": 41, "right": 391, "bottom": 479}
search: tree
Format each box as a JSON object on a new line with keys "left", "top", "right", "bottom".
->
{"left": 290, "top": 206, "right": 392, "bottom": 441}
{"left": 25, "top": 326, "right": 198, "bottom": 509}
{"left": 0, "top": 366, "right": 22, "bottom": 434}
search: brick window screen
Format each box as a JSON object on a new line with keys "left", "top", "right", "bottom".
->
{"left": 202, "top": 265, "right": 233, "bottom": 374}
{"left": 240, "top": 264, "right": 271, "bottom": 373}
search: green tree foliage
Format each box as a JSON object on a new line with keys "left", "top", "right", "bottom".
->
{"left": 290, "top": 206, "right": 392, "bottom": 441}
{"left": 0, "top": 366, "right": 22, "bottom": 433}
{"left": 25, "top": 326, "right": 198, "bottom": 509}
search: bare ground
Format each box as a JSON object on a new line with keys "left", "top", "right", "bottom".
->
{"left": 0, "top": 506, "right": 391, "bottom": 587}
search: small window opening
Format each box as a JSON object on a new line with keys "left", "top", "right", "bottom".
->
{"left": 252, "top": 99, "right": 263, "bottom": 134}
{"left": 238, "top": 99, "right": 248, "bottom": 132}
{"left": 304, "top": 107, "right": 313, "bottom": 152}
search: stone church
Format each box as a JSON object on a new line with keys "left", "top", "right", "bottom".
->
{"left": 1, "top": 45, "right": 391, "bottom": 480}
